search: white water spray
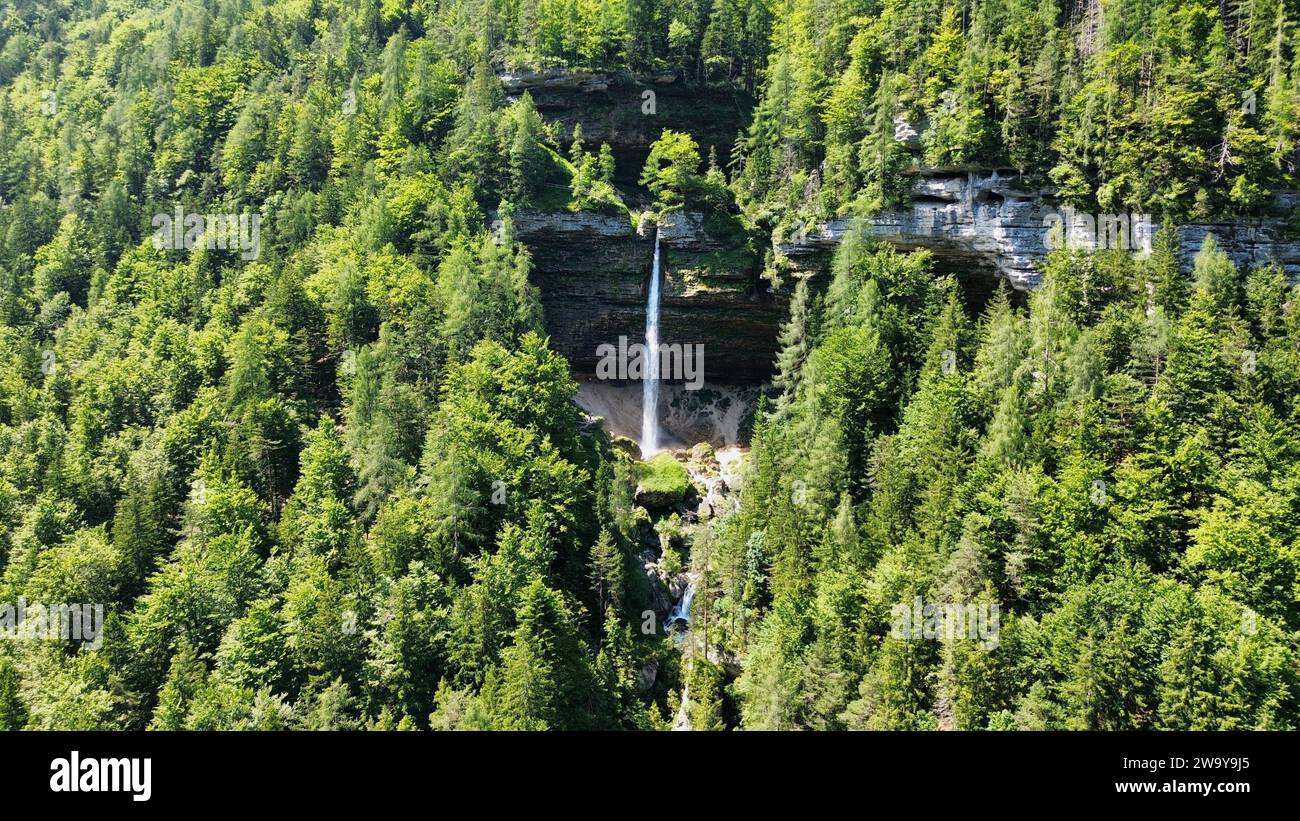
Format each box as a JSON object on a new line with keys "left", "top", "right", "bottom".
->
{"left": 665, "top": 581, "right": 695, "bottom": 630}
{"left": 641, "top": 229, "right": 662, "bottom": 456}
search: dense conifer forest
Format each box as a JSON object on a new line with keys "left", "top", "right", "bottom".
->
{"left": 1, "top": 0, "right": 1299, "bottom": 730}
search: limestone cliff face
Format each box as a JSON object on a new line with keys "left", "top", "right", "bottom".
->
{"left": 777, "top": 170, "right": 1300, "bottom": 290}
{"left": 517, "top": 174, "right": 1300, "bottom": 390}
{"left": 513, "top": 210, "right": 779, "bottom": 384}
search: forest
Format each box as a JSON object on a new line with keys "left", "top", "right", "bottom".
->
{"left": 1, "top": 0, "right": 1299, "bottom": 730}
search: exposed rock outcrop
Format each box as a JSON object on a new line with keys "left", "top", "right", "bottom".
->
{"left": 777, "top": 170, "right": 1300, "bottom": 290}
{"left": 500, "top": 67, "right": 613, "bottom": 94}
{"left": 575, "top": 382, "right": 758, "bottom": 449}
{"left": 636, "top": 659, "right": 658, "bottom": 692}
{"left": 513, "top": 210, "right": 779, "bottom": 384}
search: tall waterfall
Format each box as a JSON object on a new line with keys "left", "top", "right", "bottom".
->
{"left": 641, "top": 229, "right": 662, "bottom": 456}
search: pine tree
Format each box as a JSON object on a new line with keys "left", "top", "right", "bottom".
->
{"left": 773, "top": 275, "right": 812, "bottom": 416}
{"left": 588, "top": 527, "right": 624, "bottom": 616}
{"left": 597, "top": 143, "right": 616, "bottom": 184}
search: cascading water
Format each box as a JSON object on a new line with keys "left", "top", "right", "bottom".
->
{"left": 641, "top": 229, "right": 662, "bottom": 457}
{"left": 664, "top": 580, "right": 695, "bottom": 647}
{"left": 664, "top": 582, "right": 695, "bottom": 630}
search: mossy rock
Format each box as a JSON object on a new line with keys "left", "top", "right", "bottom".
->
{"left": 634, "top": 453, "right": 690, "bottom": 509}
{"left": 611, "top": 435, "right": 642, "bottom": 460}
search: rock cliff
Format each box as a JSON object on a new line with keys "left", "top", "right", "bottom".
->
{"left": 513, "top": 210, "right": 778, "bottom": 384}
{"left": 508, "top": 76, "right": 1300, "bottom": 395}
{"left": 777, "top": 170, "right": 1300, "bottom": 290}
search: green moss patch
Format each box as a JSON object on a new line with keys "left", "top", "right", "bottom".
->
{"left": 635, "top": 453, "right": 690, "bottom": 508}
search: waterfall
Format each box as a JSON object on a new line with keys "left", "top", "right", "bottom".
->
{"left": 641, "top": 229, "right": 662, "bottom": 457}
{"left": 664, "top": 581, "right": 695, "bottom": 631}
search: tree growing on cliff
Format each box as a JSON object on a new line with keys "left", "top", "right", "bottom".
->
{"left": 640, "top": 129, "right": 703, "bottom": 206}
